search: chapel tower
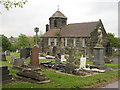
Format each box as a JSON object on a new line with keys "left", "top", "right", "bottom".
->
{"left": 49, "top": 8, "right": 67, "bottom": 29}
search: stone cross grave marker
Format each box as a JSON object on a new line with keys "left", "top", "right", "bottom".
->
{"left": 30, "top": 45, "right": 39, "bottom": 68}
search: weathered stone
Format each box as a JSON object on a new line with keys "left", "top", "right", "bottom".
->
{"left": 11, "top": 57, "right": 24, "bottom": 67}
{"left": 20, "top": 48, "right": 31, "bottom": 59}
{"left": 5, "top": 51, "right": 10, "bottom": 56}
{"left": 0, "top": 66, "right": 12, "bottom": 81}
{"left": 64, "top": 63, "right": 76, "bottom": 74}
{"left": 104, "top": 57, "right": 113, "bottom": 63}
{"left": 17, "top": 70, "right": 49, "bottom": 81}
{"left": 52, "top": 46, "right": 57, "bottom": 56}
{"left": 2, "top": 54, "right": 7, "bottom": 61}
{"left": 93, "top": 47, "right": 105, "bottom": 65}
{"left": 30, "top": 45, "right": 39, "bottom": 68}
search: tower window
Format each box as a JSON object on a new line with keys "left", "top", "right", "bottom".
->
{"left": 54, "top": 20, "right": 57, "bottom": 27}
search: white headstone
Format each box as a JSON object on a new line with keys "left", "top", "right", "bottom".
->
{"left": 80, "top": 56, "right": 86, "bottom": 69}
{"left": 61, "top": 55, "right": 66, "bottom": 61}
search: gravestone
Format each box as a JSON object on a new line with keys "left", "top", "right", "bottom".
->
{"left": 5, "top": 51, "right": 10, "bottom": 56}
{"left": 52, "top": 46, "right": 57, "bottom": 56}
{"left": 68, "top": 49, "right": 74, "bottom": 63}
{"left": 11, "top": 57, "right": 24, "bottom": 67}
{"left": 30, "top": 45, "right": 39, "bottom": 68}
{"left": 61, "top": 55, "right": 66, "bottom": 62}
{"left": 64, "top": 63, "right": 76, "bottom": 74}
{"left": 20, "top": 48, "right": 31, "bottom": 59}
{"left": 2, "top": 53, "right": 7, "bottom": 61}
{"left": 80, "top": 56, "right": 86, "bottom": 69}
{"left": 93, "top": 28, "right": 105, "bottom": 65}
{"left": 55, "top": 55, "right": 61, "bottom": 65}
{"left": 93, "top": 47, "right": 105, "bottom": 65}
{"left": 17, "top": 70, "right": 49, "bottom": 81}
{"left": 0, "top": 66, "right": 12, "bottom": 81}
{"left": 64, "top": 49, "right": 76, "bottom": 74}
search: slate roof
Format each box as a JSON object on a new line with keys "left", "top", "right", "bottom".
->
{"left": 42, "top": 21, "right": 99, "bottom": 38}
{"left": 50, "top": 10, "right": 67, "bottom": 18}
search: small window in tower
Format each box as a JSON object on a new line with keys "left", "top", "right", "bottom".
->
{"left": 54, "top": 20, "right": 57, "bottom": 27}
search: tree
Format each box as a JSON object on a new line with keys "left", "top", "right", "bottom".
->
{"left": 1, "top": 34, "right": 11, "bottom": 51}
{"left": 107, "top": 33, "right": 120, "bottom": 47}
{"left": 0, "top": 0, "right": 28, "bottom": 10}
{"left": 17, "top": 34, "right": 31, "bottom": 49}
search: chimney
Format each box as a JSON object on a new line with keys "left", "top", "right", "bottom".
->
{"left": 46, "top": 24, "right": 49, "bottom": 32}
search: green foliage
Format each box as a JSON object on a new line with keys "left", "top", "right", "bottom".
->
{"left": 0, "top": 0, "right": 28, "bottom": 10}
{"left": 1, "top": 34, "right": 11, "bottom": 51}
{"left": 33, "top": 35, "right": 40, "bottom": 44}
{"left": 17, "top": 34, "right": 31, "bottom": 49}
{"left": 55, "top": 31, "right": 60, "bottom": 36}
{"left": 107, "top": 33, "right": 120, "bottom": 47}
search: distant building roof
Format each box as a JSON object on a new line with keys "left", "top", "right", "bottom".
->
{"left": 50, "top": 10, "right": 67, "bottom": 18}
{"left": 42, "top": 21, "right": 99, "bottom": 38}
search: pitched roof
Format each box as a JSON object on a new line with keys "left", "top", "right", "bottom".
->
{"left": 43, "top": 29, "right": 60, "bottom": 38}
{"left": 50, "top": 11, "right": 67, "bottom": 18}
{"left": 42, "top": 21, "right": 99, "bottom": 38}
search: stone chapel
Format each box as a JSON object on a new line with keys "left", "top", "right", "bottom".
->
{"left": 40, "top": 9, "right": 108, "bottom": 56}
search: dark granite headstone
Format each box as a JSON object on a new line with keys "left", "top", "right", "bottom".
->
{"left": 64, "top": 63, "right": 76, "bottom": 74}
{"left": 52, "top": 46, "right": 57, "bottom": 56}
{"left": 20, "top": 48, "right": 31, "bottom": 59}
{"left": 93, "top": 47, "right": 105, "bottom": 65}
{"left": 2, "top": 54, "right": 7, "bottom": 61}
{"left": 0, "top": 66, "right": 12, "bottom": 81}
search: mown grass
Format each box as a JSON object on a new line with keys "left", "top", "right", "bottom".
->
{"left": 2, "top": 70, "right": 119, "bottom": 88}
{"left": 106, "top": 63, "right": 120, "bottom": 68}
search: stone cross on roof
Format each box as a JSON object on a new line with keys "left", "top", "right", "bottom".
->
{"left": 57, "top": 5, "right": 59, "bottom": 11}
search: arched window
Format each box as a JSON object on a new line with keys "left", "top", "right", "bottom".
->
{"left": 54, "top": 20, "right": 57, "bottom": 27}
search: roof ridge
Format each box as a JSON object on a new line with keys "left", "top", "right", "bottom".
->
{"left": 68, "top": 21, "right": 99, "bottom": 25}
{"left": 50, "top": 10, "right": 67, "bottom": 18}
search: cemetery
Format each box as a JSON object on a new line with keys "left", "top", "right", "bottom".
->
{"left": 0, "top": 16, "right": 119, "bottom": 88}
{"left": 0, "top": 44, "right": 119, "bottom": 88}
{"left": 0, "top": 2, "right": 119, "bottom": 88}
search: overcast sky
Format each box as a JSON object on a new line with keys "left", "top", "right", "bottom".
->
{"left": 0, "top": 0, "right": 119, "bottom": 37}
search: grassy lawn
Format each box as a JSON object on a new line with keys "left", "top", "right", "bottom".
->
{"left": 2, "top": 70, "right": 119, "bottom": 88}
{"left": 1, "top": 52, "right": 120, "bottom": 88}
